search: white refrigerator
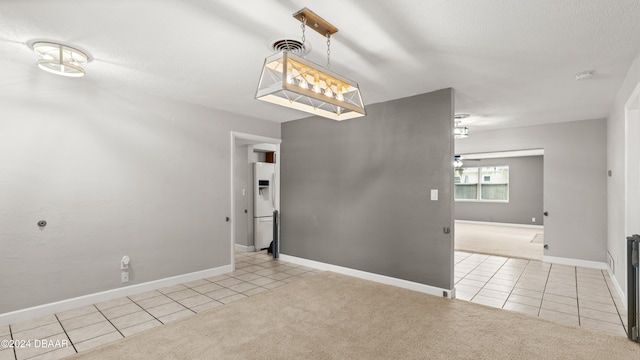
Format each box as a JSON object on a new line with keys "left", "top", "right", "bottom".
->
{"left": 253, "top": 162, "right": 276, "bottom": 251}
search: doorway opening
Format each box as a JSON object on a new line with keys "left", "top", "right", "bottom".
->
{"left": 230, "top": 132, "right": 281, "bottom": 271}
{"left": 624, "top": 83, "right": 640, "bottom": 299}
{"left": 454, "top": 149, "right": 544, "bottom": 261}
{"left": 625, "top": 84, "right": 640, "bottom": 236}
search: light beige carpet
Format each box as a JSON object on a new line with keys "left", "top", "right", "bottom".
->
{"left": 455, "top": 222, "right": 543, "bottom": 260}
{"left": 68, "top": 272, "right": 640, "bottom": 360}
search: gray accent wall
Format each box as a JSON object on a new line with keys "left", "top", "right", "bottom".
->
{"left": 281, "top": 89, "right": 455, "bottom": 290}
{"left": 456, "top": 119, "right": 607, "bottom": 263}
{"left": 0, "top": 89, "right": 280, "bottom": 314}
{"left": 455, "top": 156, "right": 544, "bottom": 225}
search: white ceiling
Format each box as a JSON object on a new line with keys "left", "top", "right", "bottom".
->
{"left": 2, "top": 0, "right": 640, "bottom": 131}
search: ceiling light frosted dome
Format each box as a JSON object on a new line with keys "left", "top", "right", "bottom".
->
{"left": 31, "top": 42, "right": 89, "bottom": 77}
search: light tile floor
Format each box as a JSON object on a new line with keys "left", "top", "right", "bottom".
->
{"left": 455, "top": 251, "right": 628, "bottom": 337}
{"left": 1, "top": 251, "right": 629, "bottom": 360}
{"left": 1, "top": 251, "right": 321, "bottom": 360}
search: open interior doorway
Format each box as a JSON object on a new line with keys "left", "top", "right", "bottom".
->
{"left": 230, "top": 132, "right": 281, "bottom": 271}
{"left": 625, "top": 84, "right": 640, "bottom": 301}
{"left": 626, "top": 85, "right": 640, "bottom": 237}
{"left": 454, "top": 149, "right": 544, "bottom": 261}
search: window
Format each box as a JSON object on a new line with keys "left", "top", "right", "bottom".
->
{"left": 455, "top": 166, "right": 509, "bottom": 202}
{"left": 454, "top": 167, "right": 478, "bottom": 200}
{"left": 480, "top": 166, "right": 509, "bottom": 201}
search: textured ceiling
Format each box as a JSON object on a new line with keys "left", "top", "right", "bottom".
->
{"left": 1, "top": 0, "right": 640, "bottom": 131}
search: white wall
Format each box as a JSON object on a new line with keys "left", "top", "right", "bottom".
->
{"left": 456, "top": 119, "right": 607, "bottom": 263}
{"left": 607, "top": 52, "right": 640, "bottom": 296}
{"left": 0, "top": 86, "right": 280, "bottom": 314}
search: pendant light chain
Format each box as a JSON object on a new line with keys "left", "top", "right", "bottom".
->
{"left": 326, "top": 33, "right": 331, "bottom": 69}
{"left": 300, "top": 15, "right": 306, "bottom": 55}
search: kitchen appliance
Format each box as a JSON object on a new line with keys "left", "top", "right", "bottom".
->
{"left": 254, "top": 162, "right": 276, "bottom": 251}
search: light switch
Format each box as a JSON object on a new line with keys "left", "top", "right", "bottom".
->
{"left": 430, "top": 189, "right": 438, "bottom": 201}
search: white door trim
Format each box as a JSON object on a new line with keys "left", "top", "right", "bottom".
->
{"left": 623, "top": 82, "right": 640, "bottom": 308}
{"left": 230, "top": 132, "right": 281, "bottom": 270}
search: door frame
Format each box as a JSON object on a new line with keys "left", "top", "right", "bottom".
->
{"left": 230, "top": 131, "right": 281, "bottom": 271}
{"left": 624, "top": 83, "right": 640, "bottom": 300}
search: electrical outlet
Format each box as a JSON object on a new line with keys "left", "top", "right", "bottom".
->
{"left": 121, "top": 272, "right": 129, "bottom": 283}
{"left": 532, "top": 217, "right": 536, "bottom": 223}
{"left": 607, "top": 252, "right": 614, "bottom": 274}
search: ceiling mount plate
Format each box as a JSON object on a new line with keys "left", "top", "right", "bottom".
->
{"left": 293, "top": 8, "right": 338, "bottom": 36}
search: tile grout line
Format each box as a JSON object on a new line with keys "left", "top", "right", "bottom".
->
{"left": 537, "top": 263, "right": 553, "bottom": 317}
{"left": 467, "top": 256, "right": 513, "bottom": 305}
{"left": 127, "top": 294, "right": 191, "bottom": 327}
{"left": 574, "top": 266, "right": 581, "bottom": 326}
{"left": 55, "top": 313, "right": 78, "bottom": 356}
{"left": 9, "top": 323, "right": 16, "bottom": 360}
{"left": 498, "top": 259, "right": 531, "bottom": 309}
{"left": 94, "top": 305, "right": 127, "bottom": 341}
{"left": 599, "top": 269, "right": 627, "bottom": 333}
{"left": 126, "top": 295, "right": 168, "bottom": 327}
{"left": 454, "top": 252, "right": 474, "bottom": 265}
{"left": 464, "top": 255, "right": 494, "bottom": 301}
{"left": 478, "top": 257, "right": 516, "bottom": 306}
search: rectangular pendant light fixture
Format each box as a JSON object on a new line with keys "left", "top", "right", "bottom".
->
{"left": 256, "top": 8, "right": 365, "bottom": 121}
{"left": 256, "top": 51, "right": 365, "bottom": 121}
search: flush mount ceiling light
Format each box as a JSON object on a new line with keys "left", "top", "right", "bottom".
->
{"left": 30, "top": 41, "right": 89, "bottom": 77}
{"left": 256, "top": 8, "right": 365, "bottom": 121}
{"left": 454, "top": 114, "right": 470, "bottom": 139}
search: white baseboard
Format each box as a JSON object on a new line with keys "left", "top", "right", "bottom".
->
{"left": 606, "top": 267, "right": 627, "bottom": 311}
{"left": 542, "top": 255, "right": 607, "bottom": 270}
{"left": 0, "top": 264, "right": 232, "bottom": 327}
{"left": 279, "top": 254, "right": 455, "bottom": 299}
{"left": 455, "top": 220, "right": 544, "bottom": 230}
{"left": 235, "top": 244, "right": 255, "bottom": 253}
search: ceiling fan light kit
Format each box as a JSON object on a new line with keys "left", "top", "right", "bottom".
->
{"left": 454, "top": 114, "right": 470, "bottom": 139}
{"left": 454, "top": 124, "right": 469, "bottom": 139}
{"left": 256, "top": 8, "right": 365, "bottom": 121}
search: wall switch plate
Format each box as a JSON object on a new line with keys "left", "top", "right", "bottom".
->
{"left": 430, "top": 189, "right": 438, "bottom": 201}
{"left": 121, "top": 272, "right": 129, "bottom": 283}
{"left": 121, "top": 255, "right": 130, "bottom": 270}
